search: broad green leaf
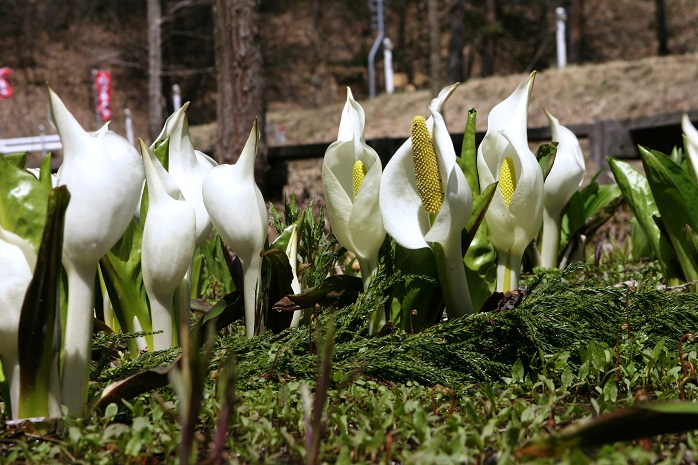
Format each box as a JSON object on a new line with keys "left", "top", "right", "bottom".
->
{"left": 608, "top": 157, "right": 682, "bottom": 281}
{"left": 199, "top": 232, "right": 236, "bottom": 295}
{"left": 4, "top": 153, "right": 27, "bottom": 168}
{"left": 389, "top": 246, "right": 443, "bottom": 333}
{"left": 100, "top": 219, "right": 153, "bottom": 355}
{"left": 463, "top": 182, "right": 498, "bottom": 311}
{"left": 0, "top": 156, "right": 50, "bottom": 251}
{"left": 18, "top": 186, "right": 69, "bottom": 418}
{"left": 560, "top": 177, "right": 621, "bottom": 252}
{"left": 640, "top": 146, "right": 698, "bottom": 281}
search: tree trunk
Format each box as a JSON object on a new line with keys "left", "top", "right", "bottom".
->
{"left": 213, "top": 0, "right": 267, "bottom": 189}
{"left": 147, "top": 0, "right": 163, "bottom": 141}
{"left": 655, "top": 0, "right": 669, "bottom": 56}
{"left": 568, "top": 0, "right": 584, "bottom": 64}
{"left": 427, "top": 0, "right": 441, "bottom": 95}
{"left": 447, "top": 0, "right": 466, "bottom": 84}
{"left": 481, "top": 0, "right": 496, "bottom": 77}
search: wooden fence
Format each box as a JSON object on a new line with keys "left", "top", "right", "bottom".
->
{"left": 266, "top": 109, "right": 698, "bottom": 197}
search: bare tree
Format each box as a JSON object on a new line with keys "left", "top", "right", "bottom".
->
{"left": 447, "top": 0, "right": 467, "bottom": 84}
{"left": 655, "top": 0, "right": 669, "bottom": 56}
{"left": 481, "top": 0, "right": 496, "bottom": 77}
{"left": 213, "top": 0, "right": 266, "bottom": 188}
{"left": 427, "top": 0, "right": 441, "bottom": 95}
{"left": 568, "top": 0, "right": 584, "bottom": 64}
{"left": 147, "top": 0, "right": 164, "bottom": 141}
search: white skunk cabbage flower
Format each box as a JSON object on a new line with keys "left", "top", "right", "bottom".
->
{"left": 477, "top": 72, "right": 543, "bottom": 292}
{"left": 50, "top": 87, "right": 145, "bottom": 415}
{"left": 0, "top": 226, "right": 36, "bottom": 420}
{"left": 140, "top": 140, "right": 196, "bottom": 351}
{"left": 323, "top": 88, "right": 386, "bottom": 333}
{"left": 380, "top": 83, "right": 474, "bottom": 318}
{"left": 322, "top": 88, "right": 385, "bottom": 291}
{"left": 203, "top": 120, "right": 268, "bottom": 338}
{"left": 151, "top": 103, "right": 217, "bottom": 247}
{"left": 540, "top": 108, "right": 585, "bottom": 268}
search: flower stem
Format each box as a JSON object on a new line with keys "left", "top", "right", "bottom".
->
{"left": 496, "top": 251, "right": 522, "bottom": 292}
{"left": 431, "top": 237, "right": 474, "bottom": 318}
{"left": 61, "top": 262, "right": 97, "bottom": 415}
{"left": 359, "top": 256, "right": 384, "bottom": 335}
{"left": 541, "top": 207, "right": 562, "bottom": 269}
{"left": 149, "top": 292, "right": 174, "bottom": 352}
{"left": 242, "top": 255, "right": 264, "bottom": 338}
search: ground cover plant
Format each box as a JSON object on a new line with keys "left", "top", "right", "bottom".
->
{"left": 3, "top": 74, "right": 698, "bottom": 464}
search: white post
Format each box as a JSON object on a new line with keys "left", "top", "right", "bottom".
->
{"left": 383, "top": 38, "right": 394, "bottom": 95}
{"left": 124, "top": 108, "right": 135, "bottom": 146}
{"left": 556, "top": 7, "right": 567, "bottom": 69}
{"left": 172, "top": 84, "right": 182, "bottom": 111}
{"left": 368, "top": 0, "right": 384, "bottom": 99}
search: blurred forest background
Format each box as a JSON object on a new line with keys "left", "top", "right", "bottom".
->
{"left": 0, "top": 0, "right": 697, "bottom": 168}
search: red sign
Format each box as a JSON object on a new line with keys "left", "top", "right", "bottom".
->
{"left": 0, "top": 67, "right": 13, "bottom": 99}
{"left": 94, "top": 70, "right": 112, "bottom": 121}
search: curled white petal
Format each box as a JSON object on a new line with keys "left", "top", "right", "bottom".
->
{"left": 203, "top": 120, "right": 268, "bottom": 337}
{"left": 544, "top": 108, "right": 585, "bottom": 213}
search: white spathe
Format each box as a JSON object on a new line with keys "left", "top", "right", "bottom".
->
{"left": 380, "top": 83, "right": 474, "bottom": 317}
{"left": 540, "top": 108, "right": 585, "bottom": 268}
{"left": 0, "top": 225, "right": 36, "bottom": 420}
{"left": 50, "top": 87, "right": 145, "bottom": 415}
{"left": 477, "top": 72, "right": 544, "bottom": 292}
{"left": 151, "top": 104, "right": 217, "bottom": 247}
{"left": 202, "top": 120, "right": 268, "bottom": 338}
{"left": 140, "top": 140, "right": 196, "bottom": 351}
{"left": 322, "top": 88, "right": 385, "bottom": 289}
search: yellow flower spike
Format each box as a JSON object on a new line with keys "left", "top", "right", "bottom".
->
{"left": 411, "top": 115, "right": 444, "bottom": 215}
{"left": 381, "top": 83, "right": 476, "bottom": 320}
{"left": 498, "top": 156, "right": 517, "bottom": 206}
{"left": 352, "top": 160, "right": 366, "bottom": 199}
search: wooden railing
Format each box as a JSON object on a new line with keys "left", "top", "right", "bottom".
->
{"left": 266, "top": 109, "right": 698, "bottom": 197}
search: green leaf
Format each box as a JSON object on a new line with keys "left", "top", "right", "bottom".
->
{"left": 100, "top": 219, "right": 153, "bottom": 355}
{"left": 608, "top": 157, "right": 682, "bottom": 281}
{"left": 389, "top": 246, "right": 443, "bottom": 333}
{"left": 39, "top": 154, "right": 53, "bottom": 191}
{"left": 0, "top": 156, "right": 50, "bottom": 251}
{"left": 462, "top": 183, "right": 498, "bottom": 312}
{"left": 192, "top": 291, "right": 244, "bottom": 339}
{"left": 560, "top": 175, "right": 622, "bottom": 255}
{"left": 640, "top": 146, "right": 698, "bottom": 281}
{"left": 536, "top": 142, "right": 558, "bottom": 181}
{"left": 458, "top": 109, "right": 479, "bottom": 195}
{"left": 18, "top": 186, "right": 70, "bottom": 418}
{"left": 464, "top": 181, "right": 497, "bottom": 251}
{"left": 198, "top": 232, "right": 236, "bottom": 295}
{"left": 4, "top": 152, "right": 27, "bottom": 168}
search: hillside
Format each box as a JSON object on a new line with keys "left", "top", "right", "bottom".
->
{"left": 0, "top": 0, "right": 697, "bottom": 170}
